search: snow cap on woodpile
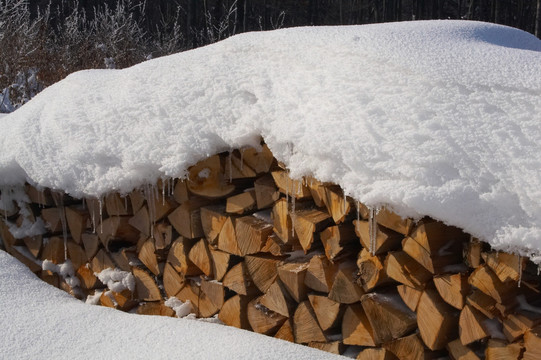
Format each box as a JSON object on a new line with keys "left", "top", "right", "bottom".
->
{"left": 1, "top": 20, "right": 541, "bottom": 258}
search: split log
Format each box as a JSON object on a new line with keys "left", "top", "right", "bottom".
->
{"left": 308, "top": 294, "right": 342, "bottom": 331}
{"left": 200, "top": 205, "right": 227, "bottom": 245}
{"left": 247, "top": 297, "right": 288, "bottom": 335}
{"left": 90, "top": 249, "right": 115, "bottom": 273}
{"left": 524, "top": 325, "right": 541, "bottom": 360}
{"left": 76, "top": 264, "right": 100, "bottom": 290}
{"left": 129, "top": 189, "right": 145, "bottom": 214}
{"left": 261, "top": 233, "right": 292, "bottom": 256}
{"left": 167, "top": 237, "right": 200, "bottom": 276}
{"left": 409, "top": 221, "right": 467, "bottom": 255}
{"left": 354, "top": 220, "right": 403, "bottom": 255}
{"left": 277, "top": 259, "right": 310, "bottom": 303}
{"left": 66, "top": 241, "right": 88, "bottom": 270}
{"left": 417, "top": 289, "right": 459, "bottom": 350}
{"left": 305, "top": 177, "right": 328, "bottom": 208}
{"left": 209, "top": 248, "right": 231, "bottom": 282}
{"left": 342, "top": 303, "right": 376, "bottom": 346}
{"left": 235, "top": 215, "right": 273, "bottom": 255}
{"left": 223, "top": 262, "right": 258, "bottom": 296}
{"left": 65, "top": 206, "right": 90, "bottom": 243}
{"left": 245, "top": 254, "right": 284, "bottom": 293}
{"left": 446, "top": 339, "right": 480, "bottom": 360}
{"left": 402, "top": 235, "right": 461, "bottom": 274}
{"left": 502, "top": 310, "right": 541, "bottom": 342}
{"left": 138, "top": 238, "right": 160, "bottom": 275}
{"left": 171, "top": 179, "right": 189, "bottom": 204}
{"left": 105, "top": 193, "right": 131, "bottom": 216}
{"left": 132, "top": 267, "right": 161, "bottom": 302}
{"left": 259, "top": 279, "right": 295, "bottom": 317}
{"left": 176, "top": 281, "right": 219, "bottom": 318}
{"left": 485, "top": 251, "right": 526, "bottom": 283}
{"left": 128, "top": 206, "right": 150, "bottom": 237}
{"left": 242, "top": 144, "right": 275, "bottom": 174}
{"left": 98, "top": 216, "right": 139, "bottom": 250}
{"left": 397, "top": 285, "right": 423, "bottom": 312}
{"left": 466, "top": 289, "right": 500, "bottom": 320}
{"left": 41, "top": 236, "right": 65, "bottom": 264}
{"left": 385, "top": 251, "right": 432, "bottom": 290}
{"left": 23, "top": 234, "right": 42, "bottom": 258}
{"left": 361, "top": 290, "right": 417, "bottom": 345}
{"left": 200, "top": 278, "right": 225, "bottom": 309}
{"left": 254, "top": 174, "right": 280, "bottom": 209}
{"left": 329, "top": 262, "right": 364, "bottom": 304}
{"left": 224, "top": 151, "right": 257, "bottom": 179}
{"left": 464, "top": 239, "right": 483, "bottom": 268}
{"left": 357, "top": 348, "right": 397, "bottom": 360}
{"left": 271, "top": 197, "right": 311, "bottom": 246}
{"left": 485, "top": 339, "right": 522, "bottom": 360}
{"left": 304, "top": 254, "right": 337, "bottom": 293}
{"left": 219, "top": 295, "right": 251, "bottom": 330}
{"left": 25, "top": 184, "right": 54, "bottom": 206}
{"left": 216, "top": 216, "right": 242, "bottom": 255}
{"left": 459, "top": 304, "right": 491, "bottom": 345}
{"left": 382, "top": 333, "right": 426, "bottom": 360}
{"left": 188, "top": 238, "right": 213, "bottom": 277}
{"left": 186, "top": 154, "right": 235, "bottom": 198}
{"left": 468, "top": 265, "right": 516, "bottom": 304}
{"left": 375, "top": 208, "right": 413, "bottom": 236}
{"left": 100, "top": 289, "right": 137, "bottom": 312}
{"left": 226, "top": 189, "right": 257, "bottom": 214}
{"left": 41, "top": 207, "right": 63, "bottom": 233}
{"left": 274, "top": 319, "right": 295, "bottom": 342}
{"left": 163, "top": 262, "right": 185, "bottom": 297}
{"left": 433, "top": 273, "right": 469, "bottom": 310}
{"left": 167, "top": 197, "right": 210, "bottom": 239}
{"left": 320, "top": 224, "right": 357, "bottom": 261}
{"left": 357, "top": 249, "right": 390, "bottom": 291}
{"left": 136, "top": 302, "right": 175, "bottom": 317}
{"left": 271, "top": 171, "right": 311, "bottom": 199}
{"left": 81, "top": 233, "right": 100, "bottom": 260}
{"left": 323, "top": 185, "right": 351, "bottom": 224}
{"left": 110, "top": 248, "right": 136, "bottom": 272}
{"left": 293, "top": 208, "right": 331, "bottom": 253}
{"left": 293, "top": 300, "right": 327, "bottom": 343}
{"left": 308, "top": 341, "right": 344, "bottom": 355}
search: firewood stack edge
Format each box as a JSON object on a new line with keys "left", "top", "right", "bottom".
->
{"left": 1, "top": 139, "right": 540, "bottom": 359}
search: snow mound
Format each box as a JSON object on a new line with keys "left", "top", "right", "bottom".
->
{"left": 0, "top": 250, "right": 342, "bottom": 359}
{"left": 1, "top": 21, "right": 541, "bottom": 257}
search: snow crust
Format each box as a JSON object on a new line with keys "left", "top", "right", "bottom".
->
{"left": 1, "top": 21, "right": 541, "bottom": 257}
{"left": 0, "top": 251, "right": 342, "bottom": 359}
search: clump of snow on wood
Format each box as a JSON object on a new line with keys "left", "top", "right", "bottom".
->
{"left": 1, "top": 21, "right": 541, "bottom": 258}
{"left": 95, "top": 267, "right": 135, "bottom": 293}
{"left": 0, "top": 251, "right": 341, "bottom": 359}
{"left": 164, "top": 296, "right": 194, "bottom": 318}
{"left": 42, "top": 259, "right": 80, "bottom": 288}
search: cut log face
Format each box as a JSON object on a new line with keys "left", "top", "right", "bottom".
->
{"left": 254, "top": 174, "right": 280, "bottom": 210}
{"left": 132, "top": 267, "right": 161, "bottom": 302}
{"left": 235, "top": 215, "right": 273, "bottom": 256}
{"left": 226, "top": 190, "right": 257, "bottom": 215}
{"left": 259, "top": 280, "right": 295, "bottom": 317}
{"left": 397, "top": 285, "right": 423, "bottom": 313}
{"left": 76, "top": 264, "right": 100, "bottom": 290}
{"left": 293, "top": 301, "right": 327, "bottom": 344}
{"left": 385, "top": 251, "right": 432, "bottom": 290}
{"left": 81, "top": 233, "right": 100, "bottom": 260}
{"left": 41, "top": 207, "right": 63, "bottom": 233}
{"left": 468, "top": 265, "right": 516, "bottom": 304}
{"left": 105, "top": 193, "right": 131, "bottom": 216}
{"left": 129, "top": 190, "right": 145, "bottom": 214}
{"left": 187, "top": 238, "right": 213, "bottom": 277}
{"left": 382, "top": 333, "right": 425, "bottom": 360}
{"left": 169, "top": 197, "right": 210, "bottom": 239}
{"left": 357, "top": 348, "right": 398, "bottom": 360}
{"left": 138, "top": 238, "right": 160, "bottom": 275}
{"left": 245, "top": 254, "right": 283, "bottom": 293}
{"left": 216, "top": 216, "right": 242, "bottom": 255}
{"left": 153, "top": 222, "right": 172, "bottom": 250}
{"left": 66, "top": 241, "right": 88, "bottom": 270}
{"left": 225, "top": 151, "right": 257, "bottom": 180}
{"left": 209, "top": 248, "right": 231, "bottom": 282}
{"left": 502, "top": 310, "right": 541, "bottom": 343}
{"left": 167, "top": 237, "right": 200, "bottom": 276}
{"left": 304, "top": 254, "right": 337, "bottom": 293}
{"left": 409, "top": 221, "right": 467, "bottom": 255}
{"left": 357, "top": 248, "right": 390, "bottom": 292}
{"left": 323, "top": 185, "right": 351, "bottom": 224}
{"left": 293, "top": 208, "right": 331, "bottom": 253}
{"left": 375, "top": 207, "right": 413, "bottom": 236}
{"left": 128, "top": 206, "right": 150, "bottom": 237}
{"left": 223, "top": 262, "right": 257, "bottom": 296}
{"left": 136, "top": 302, "right": 175, "bottom": 317}
{"left": 342, "top": 303, "right": 376, "bottom": 346}
{"left": 329, "top": 262, "right": 364, "bottom": 304}
{"left": 402, "top": 235, "right": 462, "bottom": 274}
{"left": 65, "top": 206, "right": 90, "bottom": 243}
{"left": 163, "top": 262, "right": 185, "bottom": 297}
{"left": 201, "top": 278, "right": 225, "bottom": 309}
{"left": 459, "top": 304, "right": 490, "bottom": 345}
{"left": 271, "top": 171, "right": 311, "bottom": 200}
{"left": 98, "top": 216, "right": 139, "bottom": 249}
{"left": 219, "top": 295, "right": 251, "bottom": 330}
{"left": 485, "top": 251, "right": 526, "bottom": 283}
{"left": 417, "top": 289, "right": 459, "bottom": 350}
{"left": 354, "top": 220, "right": 403, "bottom": 256}
{"left": 25, "top": 184, "right": 54, "bottom": 206}
{"left": 305, "top": 177, "right": 328, "bottom": 208}
{"left": 200, "top": 205, "right": 227, "bottom": 244}
{"left": 466, "top": 289, "right": 499, "bottom": 320}
{"left": 23, "top": 235, "right": 42, "bottom": 259}
{"left": 91, "top": 249, "right": 115, "bottom": 273}
{"left": 176, "top": 281, "right": 219, "bottom": 318}
{"left": 522, "top": 325, "right": 541, "bottom": 360}
{"left": 446, "top": 339, "right": 481, "bottom": 360}
{"left": 173, "top": 179, "right": 190, "bottom": 204}
{"left": 433, "top": 273, "right": 469, "bottom": 310}
{"left": 274, "top": 319, "right": 295, "bottom": 343}
{"left": 186, "top": 154, "right": 235, "bottom": 198}
{"left": 464, "top": 239, "right": 483, "bottom": 268}
{"left": 41, "top": 236, "right": 66, "bottom": 264}
{"left": 308, "top": 294, "right": 342, "bottom": 331}
{"left": 277, "top": 259, "right": 310, "bottom": 303}
{"left": 308, "top": 341, "right": 344, "bottom": 355}
{"left": 247, "top": 297, "right": 288, "bottom": 335}
{"left": 486, "top": 339, "right": 522, "bottom": 360}
{"left": 361, "top": 290, "right": 417, "bottom": 345}
{"left": 242, "top": 144, "right": 275, "bottom": 174}
{"left": 320, "top": 224, "right": 357, "bottom": 261}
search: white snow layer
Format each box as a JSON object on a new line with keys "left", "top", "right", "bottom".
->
{"left": 1, "top": 21, "right": 541, "bottom": 257}
{"left": 0, "top": 251, "right": 342, "bottom": 359}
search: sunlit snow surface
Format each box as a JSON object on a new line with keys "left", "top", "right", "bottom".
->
{"left": 1, "top": 21, "right": 541, "bottom": 257}
{"left": 0, "top": 251, "right": 343, "bottom": 359}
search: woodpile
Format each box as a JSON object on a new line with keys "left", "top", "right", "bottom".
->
{"left": 1, "top": 140, "right": 540, "bottom": 359}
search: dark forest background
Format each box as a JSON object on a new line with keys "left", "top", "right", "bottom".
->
{"left": 1, "top": 0, "right": 540, "bottom": 112}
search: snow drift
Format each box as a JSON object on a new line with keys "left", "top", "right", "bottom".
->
{"left": 1, "top": 20, "right": 541, "bottom": 258}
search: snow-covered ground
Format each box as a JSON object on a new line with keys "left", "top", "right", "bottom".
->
{"left": 0, "top": 250, "right": 344, "bottom": 359}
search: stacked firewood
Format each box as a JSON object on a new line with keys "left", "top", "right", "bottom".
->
{"left": 1, "top": 141, "right": 541, "bottom": 359}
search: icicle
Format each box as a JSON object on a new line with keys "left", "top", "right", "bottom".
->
{"left": 537, "top": 264, "right": 540, "bottom": 276}
{"left": 240, "top": 148, "right": 244, "bottom": 171}
{"left": 99, "top": 197, "right": 104, "bottom": 234}
{"left": 91, "top": 204, "right": 96, "bottom": 234}
{"left": 356, "top": 201, "right": 360, "bottom": 222}
{"left": 291, "top": 182, "right": 300, "bottom": 237}
{"left": 82, "top": 198, "right": 86, "bottom": 210}
{"left": 124, "top": 196, "right": 128, "bottom": 211}
{"left": 518, "top": 255, "right": 523, "bottom": 288}
{"left": 162, "top": 179, "right": 166, "bottom": 206}
{"left": 228, "top": 151, "right": 233, "bottom": 183}
{"left": 343, "top": 192, "right": 347, "bottom": 216}
{"left": 285, "top": 175, "right": 289, "bottom": 204}
{"left": 369, "top": 207, "right": 377, "bottom": 255}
